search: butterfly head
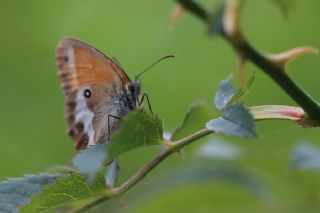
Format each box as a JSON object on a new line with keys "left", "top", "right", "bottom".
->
{"left": 126, "top": 79, "right": 141, "bottom": 108}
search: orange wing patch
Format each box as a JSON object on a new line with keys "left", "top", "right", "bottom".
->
{"left": 73, "top": 46, "right": 116, "bottom": 85}
{"left": 56, "top": 37, "right": 130, "bottom": 96}
{"left": 56, "top": 37, "right": 132, "bottom": 150}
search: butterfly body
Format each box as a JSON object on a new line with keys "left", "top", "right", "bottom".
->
{"left": 56, "top": 38, "right": 141, "bottom": 150}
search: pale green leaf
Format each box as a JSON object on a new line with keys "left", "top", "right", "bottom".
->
{"left": 0, "top": 173, "right": 64, "bottom": 213}
{"left": 225, "top": 72, "right": 255, "bottom": 108}
{"left": 206, "top": 104, "right": 256, "bottom": 137}
{"left": 214, "top": 77, "right": 237, "bottom": 110}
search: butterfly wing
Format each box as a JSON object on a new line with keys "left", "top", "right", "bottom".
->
{"left": 56, "top": 37, "right": 131, "bottom": 150}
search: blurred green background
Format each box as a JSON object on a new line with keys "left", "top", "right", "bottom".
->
{"left": 1, "top": 0, "right": 320, "bottom": 212}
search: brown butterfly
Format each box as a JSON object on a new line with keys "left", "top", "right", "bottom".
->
{"left": 56, "top": 37, "right": 172, "bottom": 151}
{"left": 55, "top": 37, "right": 143, "bottom": 151}
{"left": 56, "top": 37, "right": 172, "bottom": 187}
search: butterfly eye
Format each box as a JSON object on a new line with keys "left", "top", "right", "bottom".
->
{"left": 84, "top": 89, "right": 91, "bottom": 98}
{"left": 128, "top": 85, "right": 135, "bottom": 93}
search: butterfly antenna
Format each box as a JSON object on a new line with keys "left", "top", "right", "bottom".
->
{"left": 135, "top": 55, "right": 175, "bottom": 80}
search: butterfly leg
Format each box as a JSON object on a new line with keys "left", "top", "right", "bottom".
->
{"left": 107, "top": 114, "right": 121, "bottom": 141}
{"left": 139, "top": 93, "right": 153, "bottom": 114}
{"left": 105, "top": 158, "right": 120, "bottom": 188}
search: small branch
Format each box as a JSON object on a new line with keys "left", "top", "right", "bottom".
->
{"left": 71, "top": 102, "right": 319, "bottom": 213}
{"left": 178, "top": 0, "right": 320, "bottom": 121}
{"left": 71, "top": 2, "right": 320, "bottom": 211}
{"left": 221, "top": 0, "right": 320, "bottom": 121}
{"left": 175, "top": 0, "right": 210, "bottom": 23}
{"left": 232, "top": 40, "right": 320, "bottom": 121}
{"left": 68, "top": 196, "right": 109, "bottom": 213}
{"left": 72, "top": 129, "right": 212, "bottom": 212}
{"left": 113, "top": 128, "right": 212, "bottom": 194}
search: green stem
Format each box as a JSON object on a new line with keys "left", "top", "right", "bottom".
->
{"left": 68, "top": 196, "right": 109, "bottom": 213}
{"left": 175, "top": 0, "right": 210, "bottom": 23}
{"left": 233, "top": 40, "right": 320, "bottom": 120}
{"left": 177, "top": 0, "right": 320, "bottom": 121}
{"left": 112, "top": 128, "right": 212, "bottom": 195}
{"left": 71, "top": 101, "right": 318, "bottom": 213}
{"left": 72, "top": 129, "right": 212, "bottom": 212}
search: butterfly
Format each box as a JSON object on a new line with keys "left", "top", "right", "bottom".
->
{"left": 55, "top": 37, "right": 146, "bottom": 150}
{"left": 55, "top": 37, "right": 172, "bottom": 187}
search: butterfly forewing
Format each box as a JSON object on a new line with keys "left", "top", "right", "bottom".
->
{"left": 56, "top": 38, "right": 132, "bottom": 150}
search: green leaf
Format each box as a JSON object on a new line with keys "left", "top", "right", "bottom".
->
{"left": 208, "top": 4, "right": 225, "bottom": 36}
{"left": 109, "top": 110, "right": 163, "bottom": 156}
{"left": 206, "top": 104, "right": 256, "bottom": 137}
{"left": 73, "top": 110, "right": 163, "bottom": 179}
{"left": 210, "top": 76, "right": 256, "bottom": 137}
{"left": 214, "top": 77, "right": 237, "bottom": 111}
{"left": 171, "top": 103, "right": 214, "bottom": 141}
{"left": 20, "top": 173, "right": 108, "bottom": 212}
{"left": 0, "top": 173, "right": 64, "bottom": 213}
{"left": 270, "top": 0, "right": 298, "bottom": 15}
{"left": 225, "top": 72, "right": 255, "bottom": 108}
{"left": 246, "top": 72, "right": 256, "bottom": 89}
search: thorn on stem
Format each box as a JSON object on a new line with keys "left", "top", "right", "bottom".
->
{"left": 169, "top": 4, "right": 186, "bottom": 30}
{"left": 223, "top": 0, "right": 245, "bottom": 42}
{"left": 267, "top": 46, "right": 319, "bottom": 71}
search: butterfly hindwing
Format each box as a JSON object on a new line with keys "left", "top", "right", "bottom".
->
{"left": 56, "top": 38, "right": 131, "bottom": 150}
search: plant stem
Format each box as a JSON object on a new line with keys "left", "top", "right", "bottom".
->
{"left": 175, "top": 0, "right": 210, "bottom": 23}
{"left": 68, "top": 196, "right": 110, "bottom": 213}
{"left": 220, "top": 0, "right": 320, "bottom": 120}
{"left": 176, "top": 0, "right": 320, "bottom": 121}
{"left": 113, "top": 128, "right": 212, "bottom": 194}
{"left": 72, "top": 129, "right": 212, "bottom": 212}
{"left": 71, "top": 2, "right": 320, "bottom": 211}
{"left": 230, "top": 40, "right": 320, "bottom": 121}
{"left": 71, "top": 102, "right": 315, "bottom": 212}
